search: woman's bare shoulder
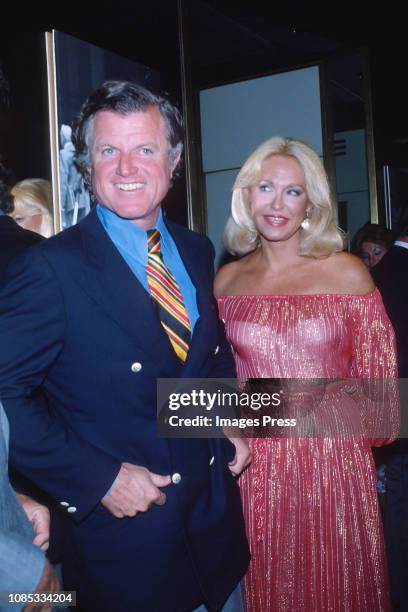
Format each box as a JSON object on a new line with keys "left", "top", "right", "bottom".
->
{"left": 214, "top": 260, "right": 239, "bottom": 297}
{"left": 322, "top": 252, "right": 375, "bottom": 295}
{"left": 214, "top": 256, "right": 251, "bottom": 297}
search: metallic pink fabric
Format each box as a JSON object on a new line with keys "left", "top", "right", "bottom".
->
{"left": 218, "top": 290, "right": 398, "bottom": 612}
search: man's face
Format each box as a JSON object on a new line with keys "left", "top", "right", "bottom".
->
{"left": 89, "top": 107, "right": 179, "bottom": 229}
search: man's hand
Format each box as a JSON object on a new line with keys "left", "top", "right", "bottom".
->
{"left": 17, "top": 494, "right": 50, "bottom": 552}
{"left": 227, "top": 437, "right": 251, "bottom": 476}
{"left": 24, "top": 559, "right": 59, "bottom": 612}
{"left": 102, "top": 463, "right": 171, "bottom": 518}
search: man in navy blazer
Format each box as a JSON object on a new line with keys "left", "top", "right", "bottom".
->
{"left": 0, "top": 81, "right": 250, "bottom": 611}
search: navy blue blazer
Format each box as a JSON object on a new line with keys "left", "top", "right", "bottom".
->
{"left": 0, "top": 209, "right": 249, "bottom": 612}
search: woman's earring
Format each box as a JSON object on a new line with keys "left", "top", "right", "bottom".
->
{"left": 301, "top": 212, "right": 311, "bottom": 230}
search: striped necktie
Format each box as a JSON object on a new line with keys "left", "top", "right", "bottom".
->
{"left": 146, "top": 229, "right": 191, "bottom": 363}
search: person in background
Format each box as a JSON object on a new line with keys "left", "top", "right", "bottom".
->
{"left": 215, "top": 136, "right": 398, "bottom": 612}
{"left": 372, "top": 222, "right": 408, "bottom": 377}
{"left": 10, "top": 178, "right": 53, "bottom": 238}
{"left": 351, "top": 222, "right": 393, "bottom": 268}
{"left": 0, "top": 164, "right": 44, "bottom": 282}
{"left": 372, "top": 222, "right": 408, "bottom": 611}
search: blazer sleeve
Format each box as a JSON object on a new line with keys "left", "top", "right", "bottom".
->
{"left": 0, "top": 249, "right": 121, "bottom": 522}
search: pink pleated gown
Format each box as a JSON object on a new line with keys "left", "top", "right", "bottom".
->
{"left": 218, "top": 290, "right": 398, "bottom": 612}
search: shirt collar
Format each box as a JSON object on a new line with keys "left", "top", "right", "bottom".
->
{"left": 96, "top": 204, "right": 170, "bottom": 262}
{"left": 155, "top": 208, "right": 172, "bottom": 252}
{"left": 0, "top": 209, "right": 5, "bottom": 216}
{"left": 394, "top": 240, "right": 408, "bottom": 250}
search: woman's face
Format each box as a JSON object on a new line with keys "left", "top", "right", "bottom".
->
{"left": 359, "top": 241, "right": 388, "bottom": 268}
{"left": 10, "top": 201, "right": 43, "bottom": 235}
{"left": 249, "top": 154, "right": 310, "bottom": 246}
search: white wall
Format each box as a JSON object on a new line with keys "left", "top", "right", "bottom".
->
{"left": 335, "top": 129, "right": 370, "bottom": 245}
{"left": 199, "top": 66, "right": 323, "bottom": 266}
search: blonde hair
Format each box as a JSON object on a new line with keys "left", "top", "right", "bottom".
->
{"left": 224, "top": 136, "right": 344, "bottom": 258}
{"left": 11, "top": 178, "right": 53, "bottom": 238}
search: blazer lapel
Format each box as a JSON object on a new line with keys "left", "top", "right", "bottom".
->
{"left": 76, "top": 210, "right": 177, "bottom": 366}
{"left": 164, "top": 220, "right": 216, "bottom": 375}
{"left": 164, "top": 219, "right": 206, "bottom": 319}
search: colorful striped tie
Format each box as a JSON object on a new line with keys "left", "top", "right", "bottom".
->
{"left": 146, "top": 230, "right": 191, "bottom": 363}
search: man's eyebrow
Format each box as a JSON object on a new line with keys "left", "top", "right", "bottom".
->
{"left": 136, "top": 142, "right": 159, "bottom": 148}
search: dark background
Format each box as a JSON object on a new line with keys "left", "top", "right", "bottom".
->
{"left": 1, "top": 1, "right": 407, "bottom": 225}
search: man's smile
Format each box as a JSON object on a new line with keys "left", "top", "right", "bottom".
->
{"left": 115, "top": 182, "right": 145, "bottom": 191}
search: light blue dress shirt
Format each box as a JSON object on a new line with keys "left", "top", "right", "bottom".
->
{"left": 96, "top": 205, "right": 199, "bottom": 333}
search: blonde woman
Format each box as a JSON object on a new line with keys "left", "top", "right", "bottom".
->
{"left": 10, "top": 178, "right": 53, "bottom": 238}
{"left": 215, "top": 137, "right": 398, "bottom": 611}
